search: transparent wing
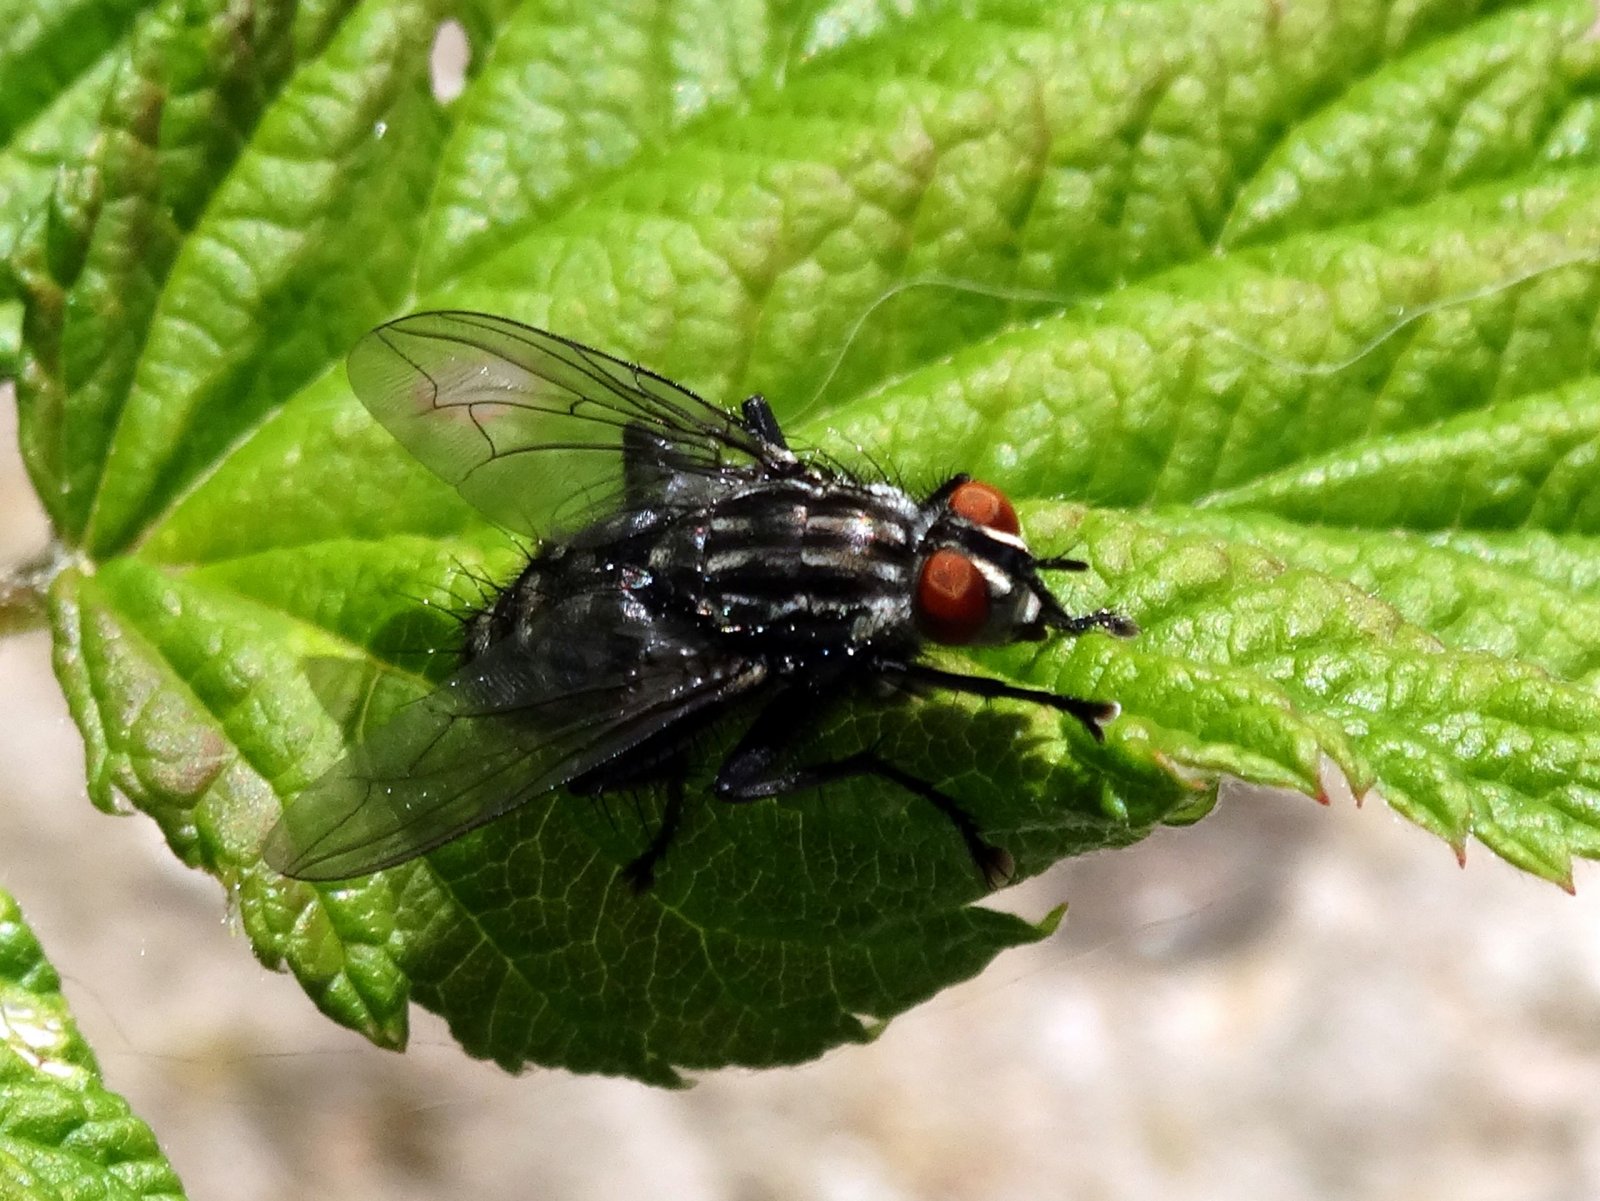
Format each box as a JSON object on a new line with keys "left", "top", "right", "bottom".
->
{"left": 346, "top": 311, "right": 774, "bottom": 535}
{"left": 264, "top": 606, "right": 766, "bottom": 881}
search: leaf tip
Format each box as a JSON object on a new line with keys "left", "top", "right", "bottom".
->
{"left": 1317, "top": 756, "right": 1359, "bottom": 809}
{"left": 1033, "top": 902, "right": 1068, "bottom": 938}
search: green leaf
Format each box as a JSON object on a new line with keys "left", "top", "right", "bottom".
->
{"left": 7, "top": 0, "right": 1600, "bottom": 1082}
{"left": 0, "top": 0, "right": 147, "bottom": 276}
{"left": 0, "top": 887, "right": 185, "bottom": 1200}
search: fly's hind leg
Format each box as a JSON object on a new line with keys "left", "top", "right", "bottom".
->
{"left": 713, "top": 691, "right": 1013, "bottom": 889}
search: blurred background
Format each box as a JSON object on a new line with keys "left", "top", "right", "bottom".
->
{"left": 5, "top": 379, "right": 1600, "bottom": 1200}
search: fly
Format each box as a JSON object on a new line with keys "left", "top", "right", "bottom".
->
{"left": 263, "top": 312, "right": 1137, "bottom": 890}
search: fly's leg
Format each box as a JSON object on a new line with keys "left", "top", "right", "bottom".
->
{"left": 625, "top": 398, "right": 796, "bottom": 495}
{"left": 877, "top": 661, "right": 1120, "bottom": 740}
{"left": 572, "top": 754, "right": 688, "bottom": 893}
{"left": 712, "top": 690, "right": 1013, "bottom": 889}
{"left": 721, "top": 750, "right": 1014, "bottom": 889}
{"left": 1030, "top": 586, "right": 1140, "bottom": 640}
{"left": 1051, "top": 609, "right": 1138, "bottom": 638}
{"left": 1032, "top": 600, "right": 1138, "bottom": 639}
{"left": 1028, "top": 558, "right": 1140, "bottom": 638}
{"left": 618, "top": 774, "right": 686, "bottom": 893}
{"left": 739, "top": 394, "right": 788, "bottom": 450}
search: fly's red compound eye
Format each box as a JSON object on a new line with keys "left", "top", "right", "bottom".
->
{"left": 949, "top": 480, "right": 1019, "bottom": 535}
{"left": 916, "top": 549, "right": 990, "bottom": 644}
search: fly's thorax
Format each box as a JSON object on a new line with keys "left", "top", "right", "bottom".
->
{"left": 648, "top": 476, "right": 926, "bottom": 650}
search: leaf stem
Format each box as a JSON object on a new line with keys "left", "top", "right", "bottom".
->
{"left": 0, "top": 544, "right": 64, "bottom": 637}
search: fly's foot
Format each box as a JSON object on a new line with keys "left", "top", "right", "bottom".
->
{"left": 620, "top": 852, "right": 658, "bottom": 894}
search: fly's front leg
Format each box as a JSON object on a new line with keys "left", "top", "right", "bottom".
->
{"left": 712, "top": 690, "right": 1014, "bottom": 889}
{"left": 880, "top": 661, "right": 1119, "bottom": 740}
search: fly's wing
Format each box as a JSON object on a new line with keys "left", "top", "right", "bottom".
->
{"left": 347, "top": 311, "right": 779, "bottom": 535}
{"left": 264, "top": 601, "right": 766, "bottom": 881}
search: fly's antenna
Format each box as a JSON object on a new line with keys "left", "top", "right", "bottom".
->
{"left": 794, "top": 275, "right": 1078, "bottom": 425}
{"left": 1186, "top": 247, "right": 1600, "bottom": 377}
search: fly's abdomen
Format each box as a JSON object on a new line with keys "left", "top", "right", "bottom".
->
{"left": 658, "top": 481, "right": 923, "bottom": 648}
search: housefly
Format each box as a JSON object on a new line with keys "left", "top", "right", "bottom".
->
{"left": 264, "top": 312, "right": 1137, "bottom": 890}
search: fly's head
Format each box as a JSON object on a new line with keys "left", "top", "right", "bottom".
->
{"left": 913, "top": 476, "right": 1138, "bottom": 648}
